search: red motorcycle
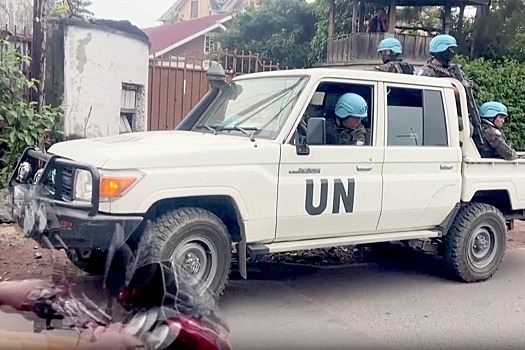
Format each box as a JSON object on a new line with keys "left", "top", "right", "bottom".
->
{"left": 30, "top": 260, "right": 232, "bottom": 350}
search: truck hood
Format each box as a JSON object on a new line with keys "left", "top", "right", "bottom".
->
{"left": 48, "top": 131, "right": 280, "bottom": 169}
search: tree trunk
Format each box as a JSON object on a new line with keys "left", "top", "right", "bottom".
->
{"left": 31, "top": 0, "right": 48, "bottom": 112}
{"left": 388, "top": 1, "right": 397, "bottom": 33}
{"left": 470, "top": 5, "right": 490, "bottom": 58}
{"left": 328, "top": 0, "right": 335, "bottom": 39}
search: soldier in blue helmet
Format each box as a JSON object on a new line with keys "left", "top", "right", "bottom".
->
{"left": 326, "top": 93, "right": 368, "bottom": 146}
{"left": 476, "top": 101, "right": 519, "bottom": 160}
{"left": 372, "top": 38, "right": 415, "bottom": 74}
{"left": 417, "top": 34, "right": 458, "bottom": 77}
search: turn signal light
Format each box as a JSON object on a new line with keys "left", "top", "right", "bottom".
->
{"left": 100, "top": 176, "right": 138, "bottom": 199}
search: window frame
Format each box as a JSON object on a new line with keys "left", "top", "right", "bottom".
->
{"left": 384, "top": 83, "right": 450, "bottom": 148}
{"left": 190, "top": 0, "right": 199, "bottom": 19}
{"left": 286, "top": 78, "right": 378, "bottom": 147}
{"left": 204, "top": 34, "right": 217, "bottom": 54}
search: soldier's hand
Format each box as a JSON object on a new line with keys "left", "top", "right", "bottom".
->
{"left": 80, "top": 323, "right": 144, "bottom": 349}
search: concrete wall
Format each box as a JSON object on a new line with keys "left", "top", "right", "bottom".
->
{"left": 62, "top": 22, "right": 149, "bottom": 138}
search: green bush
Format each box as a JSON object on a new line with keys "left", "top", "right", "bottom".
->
{"left": 460, "top": 57, "right": 525, "bottom": 151}
{"left": 0, "top": 40, "right": 64, "bottom": 188}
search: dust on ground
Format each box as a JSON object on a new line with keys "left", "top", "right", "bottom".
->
{"left": 0, "top": 224, "right": 80, "bottom": 281}
{"left": 2, "top": 220, "right": 525, "bottom": 281}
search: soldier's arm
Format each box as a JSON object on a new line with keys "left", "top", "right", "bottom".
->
{"left": 352, "top": 128, "right": 367, "bottom": 146}
{"left": 417, "top": 67, "right": 433, "bottom": 77}
{"left": 485, "top": 131, "right": 519, "bottom": 160}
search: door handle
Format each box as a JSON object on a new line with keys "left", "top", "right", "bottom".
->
{"left": 356, "top": 165, "right": 373, "bottom": 171}
{"left": 440, "top": 164, "right": 453, "bottom": 170}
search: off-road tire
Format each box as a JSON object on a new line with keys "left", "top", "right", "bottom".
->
{"left": 443, "top": 203, "right": 506, "bottom": 283}
{"left": 136, "top": 207, "right": 231, "bottom": 300}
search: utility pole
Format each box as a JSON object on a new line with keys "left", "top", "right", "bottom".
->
{"left": 31, "top": 0, "right": 47, "bottom": 110}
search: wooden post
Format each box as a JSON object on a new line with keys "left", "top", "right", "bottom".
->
{"left": 31, "top": 0, "right": 46, "bottom": 110}
{"left": 457, "top": 4, "right": 466, "bottom": 34}
{"left": 328, "top": 0, "right": 335, "bottom": 39}
{"left": 352, "top": 0, "right": 358, "bottom": 33}
{"left": 388, "top": 0, "right": 397, "bottom": 33}
{"left": 358, "top": 1, "right": 366, "bottom": 32}
{"left": 443, "top": 3, "right": 452, "bottom": 34}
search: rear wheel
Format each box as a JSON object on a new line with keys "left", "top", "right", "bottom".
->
{"left": 443, "top": 203, "right": 506, "bottom": 282}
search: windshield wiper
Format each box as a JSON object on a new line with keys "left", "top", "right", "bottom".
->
{"left": 194, "top": 124, "right": 218, "bottom": 135}
{"left": 221, "top": 126, "right": 259, "bottom": 141}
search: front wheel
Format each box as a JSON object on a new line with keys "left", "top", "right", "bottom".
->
{"left": 443, "top": 203, "right": 507, "bottom": 282}
{"left": 136, "top": 208, "right": 232, "bottom": 300}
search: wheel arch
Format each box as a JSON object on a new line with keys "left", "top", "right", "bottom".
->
{"left": 142, "top": 195, "right": 245, "bottom": 243}
{"left": 470, "top": 190, "right": 512, "bottom": 215}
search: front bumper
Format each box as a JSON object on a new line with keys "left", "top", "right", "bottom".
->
{"left": 12, "top": 184, "right": 143, "bottom": 252}
{"left": 9, "top": 148, "right": 143, "bottom": 252}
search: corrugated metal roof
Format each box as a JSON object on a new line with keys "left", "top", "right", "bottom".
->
{"left": 143, "top": 13, "right": 232, "bottom": 56}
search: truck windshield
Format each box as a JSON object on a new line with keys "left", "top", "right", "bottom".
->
{"left": 193, "top": 76, "right": 308, "bottom": 140}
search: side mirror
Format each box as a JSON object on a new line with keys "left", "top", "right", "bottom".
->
{"left": 306, "top": 117, "right": 326, "bottom": 145}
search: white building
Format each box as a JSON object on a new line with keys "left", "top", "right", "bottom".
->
{"left": 46, "top": 18, "right": 151, "bottom": 139}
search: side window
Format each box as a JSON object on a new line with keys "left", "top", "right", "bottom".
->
{"left": 299, "top": 82, "right": 375, "bottom": 146}
{"left": 387, "top": 87, "right": 448, "bottom": 147}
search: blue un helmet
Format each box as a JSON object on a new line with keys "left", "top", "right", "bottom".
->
{"left": 378, "top": 38, "right": 403, "bottom": 54}
{"left": 335, "top": 93, "right": 368, "bottom": 119}
{"left": 429, "top": 34, "right": 458, "bottom": 55}
{"left": 480, "top": 101, "right": 508, "bottom": 119}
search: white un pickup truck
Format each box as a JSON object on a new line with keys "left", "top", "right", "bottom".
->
{"left": 9, "top": 63, "right": 525, "bottom": 299}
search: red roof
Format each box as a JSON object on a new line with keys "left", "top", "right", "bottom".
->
{"left": 143, "top": 13, "right": 232, "bottom": 56}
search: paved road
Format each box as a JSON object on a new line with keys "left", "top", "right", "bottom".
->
{"left": 220, "top": 247, "right": 525, "bottom": 349}
{"left": 2, "top": 247, "right": 525, "bottom": 349}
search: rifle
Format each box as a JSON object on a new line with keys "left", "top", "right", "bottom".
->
{"left": 449, "top": 63, "right": 484, "bottom": 145}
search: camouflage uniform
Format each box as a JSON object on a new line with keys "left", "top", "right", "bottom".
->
{"left": 373, "top": 60, "right": 415, "bottom": 74}
{"left": 326, "top": 120, "right": 367, "bottom": 146}
{"left": 417, "top": 62, "right": 453, "bottom": 78}
{"left": 476, "top": 119, "right": 518, "bottom": 160}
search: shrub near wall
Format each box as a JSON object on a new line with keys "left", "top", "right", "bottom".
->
{"left": 460, "top": 57, "right": 525, "bottom": 151}
{"left": 0, "top": 40, "right": 63, "bottom": 188}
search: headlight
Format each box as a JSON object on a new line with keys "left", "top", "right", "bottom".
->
{"left": 74, "top": 169, "right": 142, "bottom": 202}
{"left": 74, "top": 169, "right": 93, "bottom": 201}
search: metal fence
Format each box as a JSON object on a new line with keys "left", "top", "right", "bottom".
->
{"left": 148, "top": 50, "right": 281, "bottom": 131}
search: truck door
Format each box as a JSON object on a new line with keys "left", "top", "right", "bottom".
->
{"left": 275, "top": 80, "right": 384, "bottom": 242}
{"left": 378, "top": 84, "right": 462, "bottom": 231}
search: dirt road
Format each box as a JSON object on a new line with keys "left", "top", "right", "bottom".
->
{"left": 2, "top": 220, "right": 525, "bottom": 281}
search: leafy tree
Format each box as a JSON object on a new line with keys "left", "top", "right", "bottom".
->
{"left": 51, "top": 0, "right": 94, "bottom": 19}
{"left": 0, "top": 40, "right": 64, "bottom": 188}
{"left": 471, "top": 0, "right": 525, "bottom": 60}
{"left": 458, "top": 56, "right": 525, "bottom": 150}
{"left": 310, "top": 0, "right": 354, "bottom": 63}
{"left": 216, "top": 0, "right": 317, "bottom": 68}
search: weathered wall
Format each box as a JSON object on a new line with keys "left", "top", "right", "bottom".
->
{"left": 62, "top": 22, "right": 149, "bottom": 138}
{"left": 167, "top": 36, "right": 205, "bottom": 57}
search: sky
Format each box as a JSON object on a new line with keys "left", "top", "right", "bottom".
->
{"left": 87, "top": 1, "right": 477, "bottom": 30}
{"left": 88, "top": 0, "right": 317, "bottom": 29}
{"left": 88, "top": 0, "right": 174, "bottom": 29}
